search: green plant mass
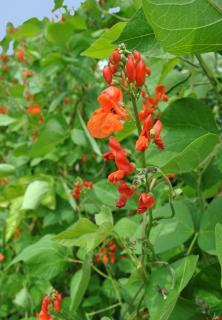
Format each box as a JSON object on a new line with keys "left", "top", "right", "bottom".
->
{"left": 1, "top": 1, "right": 222, "bottom": 319}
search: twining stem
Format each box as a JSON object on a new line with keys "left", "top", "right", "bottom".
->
{"left": 196, "top": 54, "right": 222, "bottom": 105}
{"left": 66, "top": 258, "right": 110, "bottom": 280}
{"left": 121, "top": 285, "right": 144, "bottom": 320}
{"left": 86, "top": 302, "right": 121, "bottom": 317}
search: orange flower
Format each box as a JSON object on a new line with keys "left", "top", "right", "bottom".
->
{"left": 0, "top": 105, "right": 7, "bottom": 114}
{"left": 16, "top": 48, "right": 24, "bottom": 61}
{"left": 87, "top": 86, "right": 128, "bottom": 138}
{"left": 27, "top": 104, "right": 42, "bottom": 115}
{"left": 22, "top": 69, "right": 32, "bottom": 77}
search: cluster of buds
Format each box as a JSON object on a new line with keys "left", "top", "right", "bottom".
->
{"left": 102, "top": 45, "right": 150, "bottom": 88}
{"left": 95, "top": 240, "right": 118, "bottom": 264}
{"left": 73, "top": 180, "right": 93, "bottom": 200}
{"left": 37, "top": 289, "right": 62, "bottom": 320}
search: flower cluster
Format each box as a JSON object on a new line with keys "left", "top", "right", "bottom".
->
{"left": 95, "top": 240, "right": 118, "bottom": 264}
{"left": 73, "top": 180, "right": 93, "bottom": 200}
{"left": 87, "top": 46, "right": 168, "bottom": 212}
{"left": 37, "top": 290, "right": 62, "bottom": 320}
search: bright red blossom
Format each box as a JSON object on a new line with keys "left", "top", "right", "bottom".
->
{"left": 104, "top": 137, "right": 135, "bottom": 184}
{"left": 137, "top": 193, "right": 155, "bottom": 213}
{"left": 116, "top": 181, "right": 135, "bottom": 208}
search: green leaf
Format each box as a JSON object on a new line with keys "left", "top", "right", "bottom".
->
{"left": 142, "top": 0, "right": 222, "bottom": 54}
{"left": 95, "top": 205, "right": 113, "bottom": 226}
{"left": 0, "top": 164, "right": 16, "bottom": 177}
{"left": 117, "top": 8, "right": 165, "bottom": 57}
{"left": 70, "top": 260, "right": 91, "bottom": 311}
{"left": 53, "top": 0, "right": 64, "bottom": 11}
{"left": 93, "top": 180, "right": 118, "bottom": 209}
{"left": 151, "top": 201, "right": 194, "bottom": 254}
{"left": 22, "top": 180, "right": 49, "bottom": 210}
{"left": 5, "top": 197, "right": 24, "bottom": 242}
{"left": 46, "top": 22, "right": 74, "bottom": 47}
{"left": 29, "top": 115, "right": 67, "bottom": 158}
{"left": 49, "top": 92, "right": 67, "bottom": 112}
{"left": 12, "top": 18, "right": 42, "bottom": 40}
{"left": 145, "top": 255, "right": 198, "bottom": 320}
{"left": 0, "top": 115, "right": 16, "bottom": 126}
{"left": 145, "top": 98, "right": 219, "bottom": 174}
{"left": 54, "top": 218, "right": 113, "bottom": 252}
{"left": 13, "top": 287, "right": 31, "bottom": 308}
{"left": 71, "top": 129, "right": 87, "bottom": 147}
{"left": 215, "top": 223, "right": 222, "bottom": 287}
{"left": 81, "top": 22, "right": 126, "bottom": 59}
{"left": 11, "top": 235, "right": 68, "bottom": 280}
{"left": 198, "top": 198, "right": 222, "bottom": 254}
{"left": 114, "top": 217, "right": 139, "bottom": 239}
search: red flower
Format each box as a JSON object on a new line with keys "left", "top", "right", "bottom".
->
{"left": 136, "top": 115, "right": 152, "bottom": 152}
{"left": 151, "top": 120, "right": 164, "bottom": 150}
{"left": 167, "top": 173, "right": 176, "bottom": 179}
{"left": 105, "top": 137, "right": 135, "bottom": 184}
{"left": 0, "top": 253, "right": 5, "bottom": 262}
{"left": 116, "top": 181, "right": 135, "bottom": 208}
{"left": 16, "top": 48, "right": 24, "bottom": 61}
{"left": 0, "top": 105, "right": 7, "bottom": 114}
{"left": 53, "top": 291, "right": 62, "bottom": 312}
{"left": 87, "top": 86, "right": 128, "bottom": 138}
{"left": 27, "top": 104, "right": 42, "bottom": 115}
{"left": 137, "top": 193, "right": 155, "bottom": 213}
{"left": 23, "top": 69, "right": 32, "bottom": 77}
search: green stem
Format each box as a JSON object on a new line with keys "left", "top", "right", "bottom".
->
{"left": 196, "top": 54, "right": 222, "bottom": 104}
{"left": 186, "top": 232, "right": 199, "bottom": 256}
{"left": 86, "top": 302, "right": 121, "bottom": 317}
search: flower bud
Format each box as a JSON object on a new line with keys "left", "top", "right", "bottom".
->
{"left": 103, "top": 66, "right": 112, "bottom": 84}
{"left": 135, "top": 59, "right": 146, "bottom": 86}
{"left": 112, "top": 48, "right": 121, "bottom": 64}
{"left": 133, "top": 50, "right": 141, "bottom": 62}
{"left": 126, "top": 56, "right": 136, "bottom": 82}
{"left": 145, "top": 66, "right": 151, "bottom": 76}
{"left": 109, "top": 63, "right": 117, "bottom": 74}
